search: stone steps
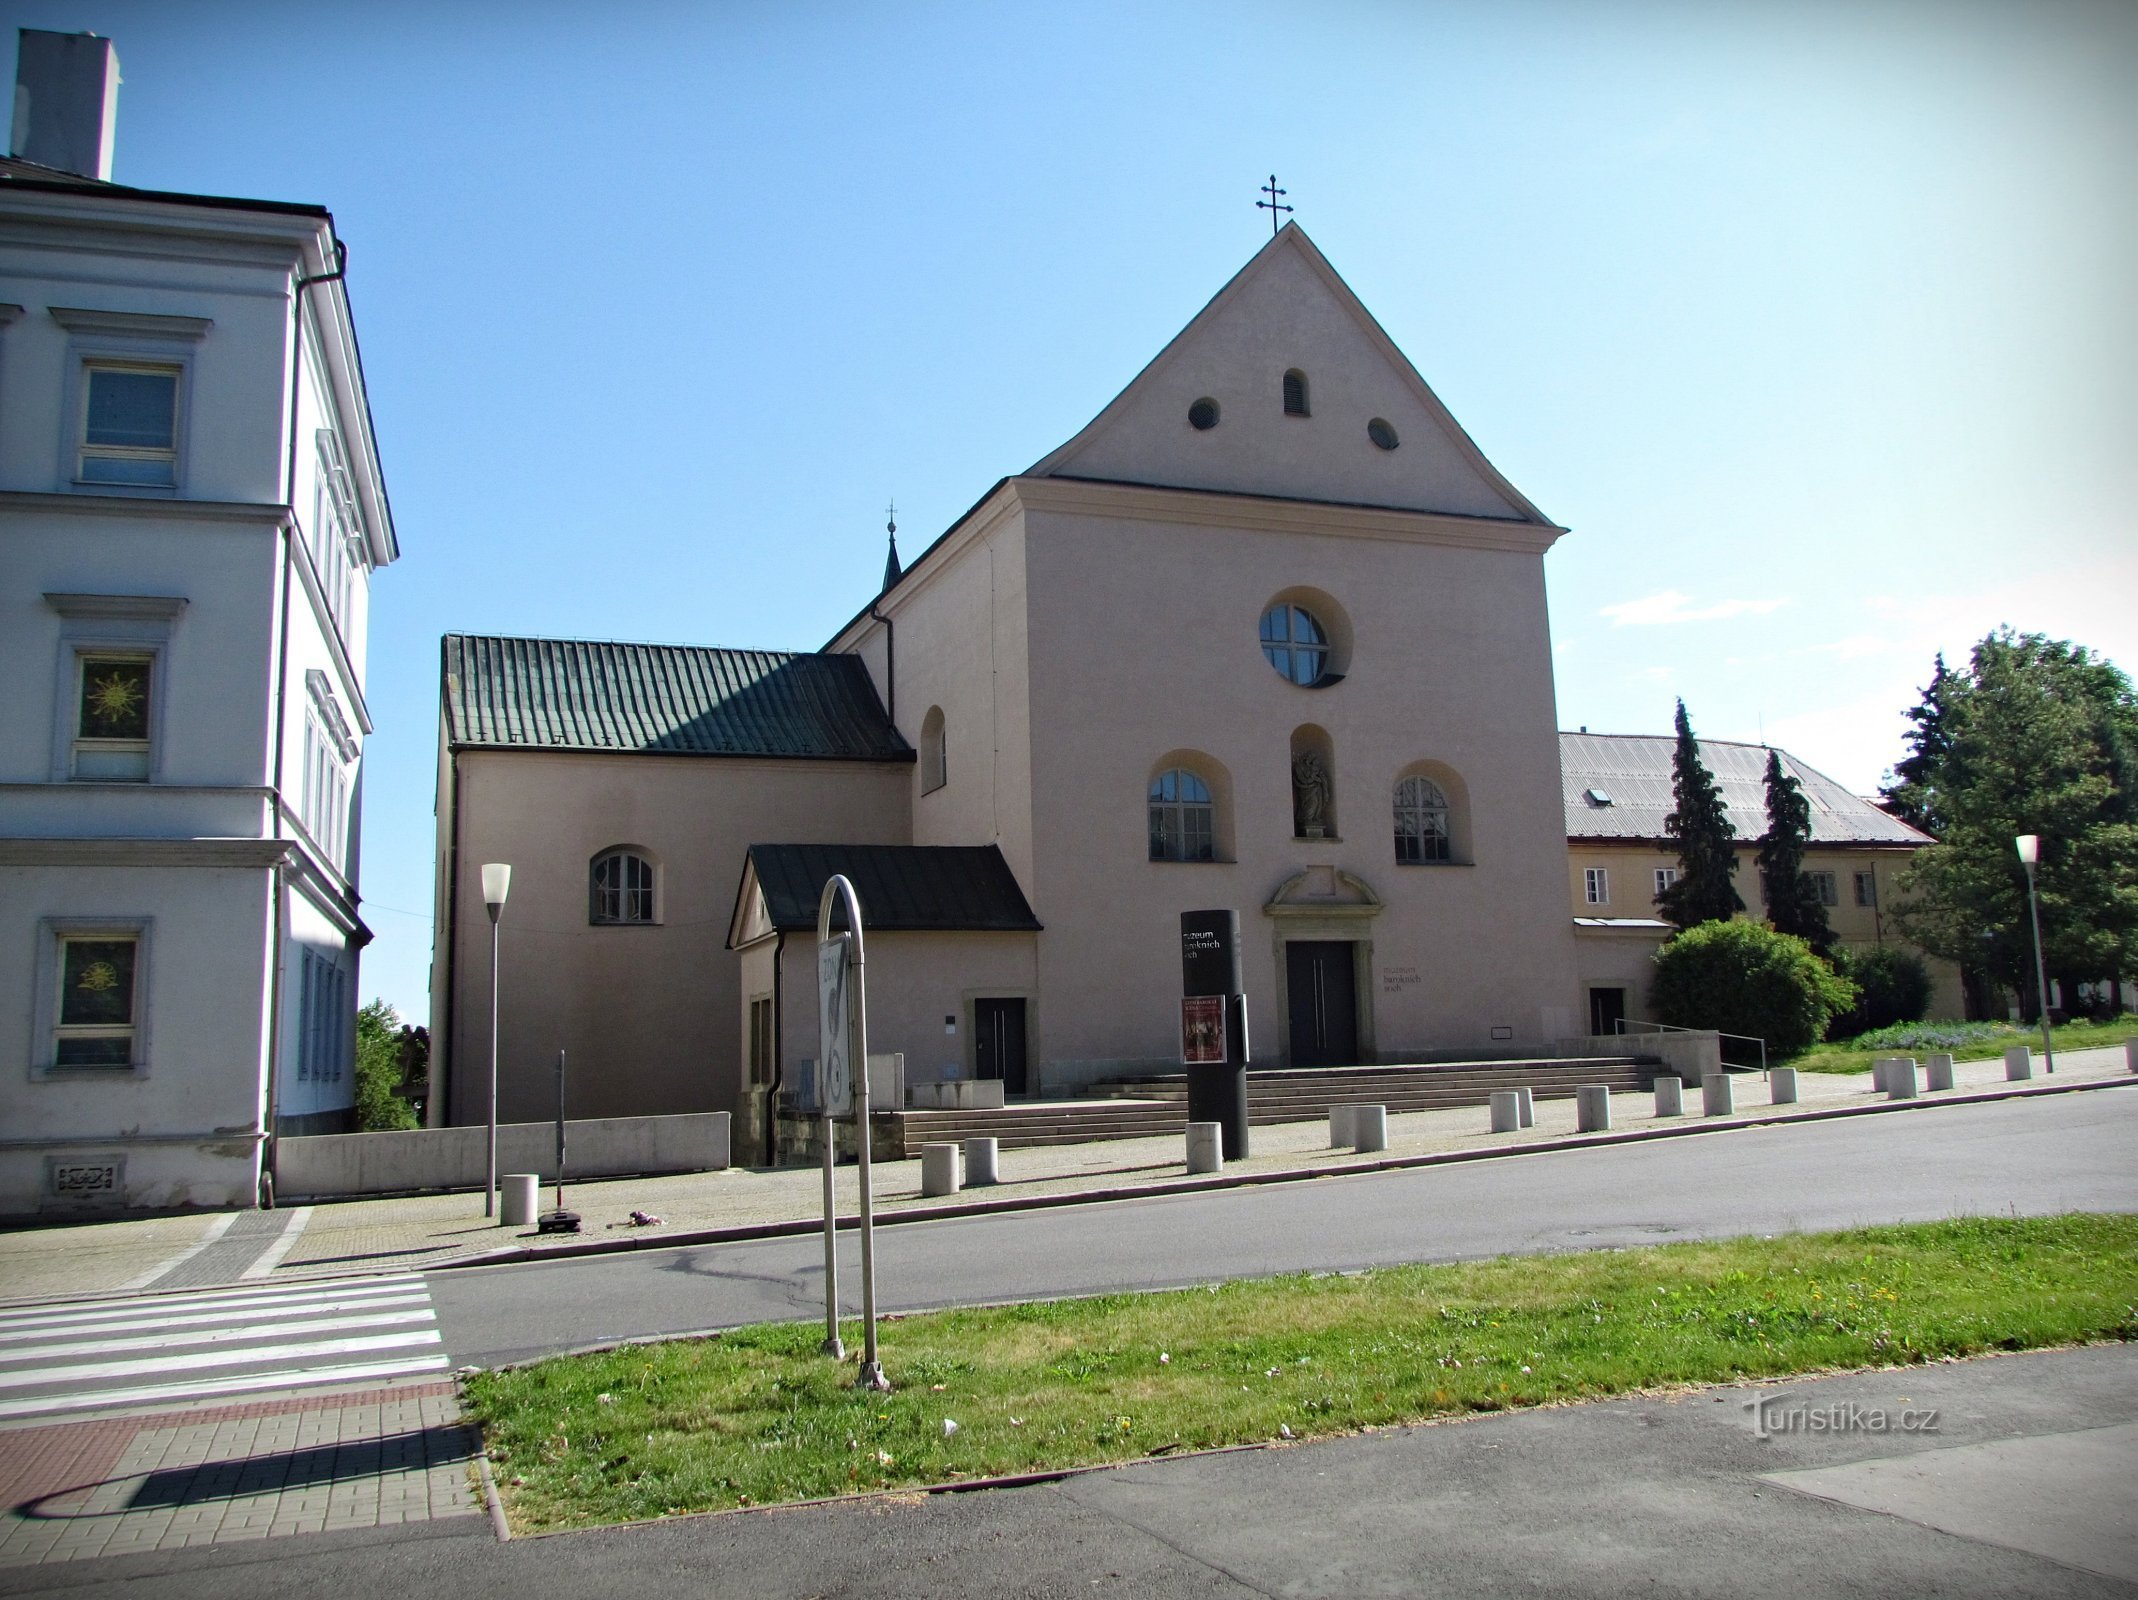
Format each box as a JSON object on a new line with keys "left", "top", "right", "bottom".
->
{"left": 885, "top": 1057, "right": 1663, "bottom": 1152}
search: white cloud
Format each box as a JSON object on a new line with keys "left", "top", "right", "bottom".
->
{"left": 1600, "top": 590, "right": 1790, "bottom": 627}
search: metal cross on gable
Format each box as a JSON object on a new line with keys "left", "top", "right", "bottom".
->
{"left": 1257, "top": 174, "right": 1293, "bottom": 236}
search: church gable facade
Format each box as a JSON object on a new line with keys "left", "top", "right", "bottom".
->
{"left": 433, "top": 226, "right": 1582, "bottom": 1146}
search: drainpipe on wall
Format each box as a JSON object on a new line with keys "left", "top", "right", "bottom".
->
{"left": 867, "top": 602, "right": 895, "bottom": 728}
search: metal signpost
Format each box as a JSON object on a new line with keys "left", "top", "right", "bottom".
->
{"left": 1181, "top": 910, "right": 1251, "bottom": 1158}
{"left": 817, "top": 876, "right": 887, "bottom": 1390}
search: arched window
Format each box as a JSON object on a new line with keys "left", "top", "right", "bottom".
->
{"left": 1149, "top": 769, "right": 1216, "bottom": 862}
{"left": 1393, "top": 776, "right": 1452, "bottom": 864}
{"left": 590, "top": 847, "right": 656, "bottom": 924}
{"left": 1260, "top": 603, "right": 1330, "bottom": 687}
{"left": 1283, "top": 369, "right": 1310, "bottom": 417}
{"left": 921, "top": 706, "right": 946, "bottom": 794}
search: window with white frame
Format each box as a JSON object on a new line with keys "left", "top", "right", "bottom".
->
{"left": 1810, "top": 870, "right": 1839, "bottom": 907}
{"left": 301, "top": 671, "right": 357, "bottom": 867}
{"left": 1653, "top": 867, "right": 1678, "bottom": 901}
{"left": 46, "top": 592, "right": 185, "bottom": 785}
{"left": 591, "top": 848, "right": 657, "bottom": 924}
{"left": 1392, "top": 775, "right": 1451, "bottom": 863}
{"left": 310, "top": 430, "right": 367, "bottom": 637}
{"left": 53, "top": 931, "right": 142, "bottom": 1069}
{"left": 73, "top": 653, "right": 153, "bottom": 781}
{"left": 1584, "top": 867, "right": 1610, "bottom": 906}
{"left": 297, "top": 947, "right": 347, "bottom": 1083}
{"left": 79, "top": 363, "right": 180, "bottom": 486}
{"left": 1149, "top": 769, "right": 1216, "bottom": 862}
{"left": 1853, "top": 870, "right": 1877, "bottom": 908}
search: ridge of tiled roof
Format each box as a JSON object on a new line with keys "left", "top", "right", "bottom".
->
{"left": 1560, "top": 731, "right": 1930, "bottom": 846}
{"left": 739, "top": 844, "right": 1042, "bottom": 935}
{"left": 442, "top": 634, "right": 911, "bottom": 761}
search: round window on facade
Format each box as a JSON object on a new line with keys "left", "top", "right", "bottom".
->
{"left": 1260, "top": 603, "right": 1331, "bottom": 687}
{"left": 1367, "top": 417, "right": 1400, "bottom": 451}
{"left": 1188, "top": 397, "right": 1221, "bottom": 431}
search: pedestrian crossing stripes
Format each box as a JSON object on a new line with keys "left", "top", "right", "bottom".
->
{"left": 0, "top": 1274, "right": 449, "bottom": 1425}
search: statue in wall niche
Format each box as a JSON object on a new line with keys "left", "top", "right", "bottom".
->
{"left": 1292, "top": 749, "right": 1331, "bottom": 838}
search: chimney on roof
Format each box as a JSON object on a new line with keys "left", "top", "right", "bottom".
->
{"left": 11, "top": 30, "right": 119, "bottom": 180}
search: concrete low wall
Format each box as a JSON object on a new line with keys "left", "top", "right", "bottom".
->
{"left": 276, "top": 1112, "right": 730, "bottom": 1200}
{"left": 1553, "top": 1030, "right": 1724, "bottom": 1084}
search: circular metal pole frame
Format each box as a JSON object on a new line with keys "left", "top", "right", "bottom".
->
{"left": 817, "top": 875, "right": 886, "bottom": 1390}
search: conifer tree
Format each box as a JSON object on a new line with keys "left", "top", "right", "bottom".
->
{"left": 1657, "top": 699, "right": 1744, "bottom": 930}
{"left": 1758, "top": 748, "right": 1832, "bottom": 953}
{"left": 1881, "top": 653, "right": 1956, "bottom": 837}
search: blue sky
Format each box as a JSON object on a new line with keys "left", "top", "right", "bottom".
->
{"left": 13, "top": 0, "right": 2132, "bottom": 1021}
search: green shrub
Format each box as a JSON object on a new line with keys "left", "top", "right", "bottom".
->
{"left": 1827, "top": 945, "right": 1934, "bottom": 1040}
{"left": 1847, "top": 1019, "right": 2004, "bottom": 1053}
{"left": 1650, "top": 920, "right": 1858, "bottom": 1059}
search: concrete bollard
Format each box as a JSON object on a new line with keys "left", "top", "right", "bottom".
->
{"left": 1770, "top": 1067, "right": 1798, "bottom": 1105}
{"left": 1871, "top": 1059, "right": 1890, "bottom": 1094}
{"left": 500, "top": 1173, "right": 540, "bottom": 1227}
{"left": 1516, "top": 1086, "right": 1536, "bottom": 1128}
{"left": 1352, "top": 1103, "right": 1388, "bottom": 1153}
{"left": 1489, "top": 1089, "right": 1522, "bottom": 1133}
{"left": 2004, "top": 1045, "right": 2033, "bottom": 1081}
{"left": 1186, "top": 1121, "right": 1224, "bottom": 1175}
{"left": 1329, "top": 1104, "right": 1357, "bottom": 1147}
{"left": 1576, "top": 1084, "right": 1612, "bottom": 1133}
{"left": 1654, "top": 1076, "right": 1684, "bottom": 1117}
{"left": 1887, "top": 1058, "right": 1919, "bottom": 1100}
{"left": 962, "top": 1136, "right": 999, "bottom": 1187}
{"left": 1926, "top": 1053, "right": 1956, "bottom": 1091}
{"left": 921, "top": 1142, "right": 962, "bottom": 1197}
{"left": 2125, "top": 1037, "right": 2138, "bottom": 1075}
{"left": 1703, "top": 1072, "right": 1736, "bottom": 1117}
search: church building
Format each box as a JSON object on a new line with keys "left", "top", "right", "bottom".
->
{"left": 428, "top": 225, "right": 1584, "bottom": 1159}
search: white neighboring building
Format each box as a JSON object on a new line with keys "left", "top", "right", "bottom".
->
{"left": 0, "top": 31, "right": 397, "bottom": 1215}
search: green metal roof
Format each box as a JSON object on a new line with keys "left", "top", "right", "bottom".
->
{"left": 442, "top": 635, "right": 911, "bottom": 761}
{"left": 741, "top": 844, "right": 1042, "bottom": 935}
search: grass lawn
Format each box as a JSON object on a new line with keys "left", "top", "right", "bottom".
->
{"left": 463, "top": 1214, "right": 2138, "bottom": 1533}
{"left": 1792, "top": 1016, "right": 2138, "bottom": 1075}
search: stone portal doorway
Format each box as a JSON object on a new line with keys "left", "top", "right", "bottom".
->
{"left": 975, "top": 998, "right": 1028, "bottom": 1096}
{"left": 1286, "top": 941, "right": 1359, "bottom": 1067}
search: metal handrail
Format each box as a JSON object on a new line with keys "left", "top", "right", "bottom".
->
{"left": 1614, "top": 1017, "right": 1769, "bottom": 1078}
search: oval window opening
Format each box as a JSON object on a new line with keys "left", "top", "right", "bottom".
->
{"left": 1188, "top": 398, "right": 1221, "bottom": 431}
{"left": 1367, "top": 417, "right": 1400, "bottom": 451}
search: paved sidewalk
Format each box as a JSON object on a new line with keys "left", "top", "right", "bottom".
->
{"left": 0, "top": 1380, "right": 477, "bottom": 1568}
{"left": 1, "top": 1338, "right": 2126, "bottom": 1596}
{"left": 4, "top": 1046, "right": 2130, "bottom": 1301}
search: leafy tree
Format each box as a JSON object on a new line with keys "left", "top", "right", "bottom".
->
{"left": 1650, "top": 920, "right": 1858, "bottom": 1059}
{"left": 1757, "top": 749, "right": 1832, "bottom": 953}
{"left": 1826, "top": 946, "right": 1933, "bottom": 1039}
{"left": 1880, "top": 653, "right": 1956, "bottom": 836}
{"left": 356, "top": 999, "right": 422, "bottom": 1131}
{"left": 1890, "top": 631, "right": 2138, "bottom": 1014}
{"left": 1656, "top": 699, "right": 1743, "bottom": 930}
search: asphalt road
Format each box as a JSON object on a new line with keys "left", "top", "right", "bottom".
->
{"left": 431, "top": 1084, "right": 2138, "bottom": 1368}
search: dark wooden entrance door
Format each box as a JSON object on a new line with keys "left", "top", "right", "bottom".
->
{"left": 1589, "top": 986, "right": 1627, "bottom": 1038}
{"left": 1285, "top": 941, "right": 1358, "bottom": 1067}
{"left": 975, "top": 998, "right": 1028, "bottom": 1096}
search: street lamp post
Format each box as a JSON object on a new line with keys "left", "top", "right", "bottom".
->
{"left": 2014, "top": 836, "right": 2054, "bottom": 1075}
{"left": 481, "top": 862, "right": 512, "bottom": 1217}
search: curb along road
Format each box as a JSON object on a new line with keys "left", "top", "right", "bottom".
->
{"left": 430, "top": 1073, "right": 2134, "bottom": 1276}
